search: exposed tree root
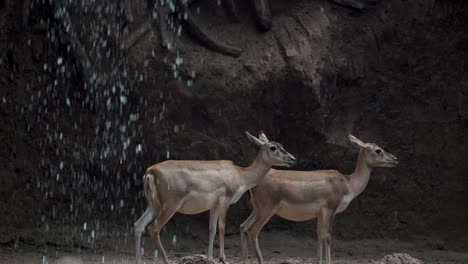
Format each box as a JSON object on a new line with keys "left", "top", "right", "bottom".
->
{"left": 123, "top": 0, "right": 242, "bottom": 57}
{"left": 121, "top": 15, "right": 154, "bottom": 52}
{"left": 53, "top": 0, "right": 95, "bottom": 84}
{"left": 329, "top": 0, "right": 365, "bottom": 11}
{"left": 22, "top": 0, "right": 30, "bottom": 29}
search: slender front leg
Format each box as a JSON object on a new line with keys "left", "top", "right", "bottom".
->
{"left": 316, "top": 215, "right": 323, "bottom": 264}
{"left": 317, "top": 241, "right": 323, "bottom": 264}
{"left": 326, "top": 242, "right": 331, "bottom": 264}
{"left": 240, "top": 210, "right": 257, "bottom": 264}
{"left": 207, "top": 208, "right": 220, "bottom": 260}
{"left": 247, "top": 207, "right": 278, "bottom": 264}
{"left": 218, "top": 201, "right": 231, "bottom": 263}
{"left": 317, "top": 208, "right": 335, "bottom": 264}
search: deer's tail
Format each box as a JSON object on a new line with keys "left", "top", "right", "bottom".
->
{"left": 143, "top": 172, "right": 158, "bottom": 207}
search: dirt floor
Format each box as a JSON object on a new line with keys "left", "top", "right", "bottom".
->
{"left": 1, "top": 230, "right": 467, "bottom": 264}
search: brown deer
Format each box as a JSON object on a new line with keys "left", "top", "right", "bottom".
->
{"left": 134, "top": 131, "right": 296, "bottom": 264}
{"left": 240, "top": 134, "right": 398, "bottom": 264}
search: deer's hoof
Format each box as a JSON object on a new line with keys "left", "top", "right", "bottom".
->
{"left": 219, "top": 257, "right": 229, "bottom": 264}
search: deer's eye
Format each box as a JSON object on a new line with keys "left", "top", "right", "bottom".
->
{"left": 375, "top": 149, "right": 382, "bottom": 154}
{"left": 270, "top": 146, "right": 277, "bottom": 151}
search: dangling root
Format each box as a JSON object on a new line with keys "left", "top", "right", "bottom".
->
{"left": 329, "top": 0, "right": 365, "bottom": 11}
{"left": 53, "top": 0, "right": 95, "bottom": 84}
{"left": 176, "top": 0, "right": 241, "bottom": 57}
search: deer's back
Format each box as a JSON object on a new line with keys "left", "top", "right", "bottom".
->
{"left": 146, "top": 160, "right": 239, "bottom": 195}
{"left": 251, "top": 169, "right": 351, "bottom": 209}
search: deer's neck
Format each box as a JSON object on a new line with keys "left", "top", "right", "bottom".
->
{"left": 239, "top": 152, "right": 271, "bottom": 189}
{"left": 349, "top": 150, "right": 373, "bottom": 197}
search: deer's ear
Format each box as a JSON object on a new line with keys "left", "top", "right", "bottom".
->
{"left": 246, "top": 131, "right": 265, "bottom": 147}
{"left": 348, "top": 134, "right": 368, "bottom": 149}
{"left": 258, "top": 131, "right": 270, "bottom": 143}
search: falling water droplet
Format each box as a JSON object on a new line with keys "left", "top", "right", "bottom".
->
{"left": 136, "top": 144, "right": 142, "bottom": 154}
{"left": 120, "top": 95, "right": 127, "bottom": 105}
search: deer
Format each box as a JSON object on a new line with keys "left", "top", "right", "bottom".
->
{"left": 240, "top": 134, "right": 398, "bottom": 264}
{"left": 134, "top": 131, "right": 297, "bottom": 264}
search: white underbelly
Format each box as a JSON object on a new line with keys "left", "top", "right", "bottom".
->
{"left": 276, "top": 200, "right": 325, "bottom": 222}
{"left": 178, "top": 189, "right": 225, "bottom": 215}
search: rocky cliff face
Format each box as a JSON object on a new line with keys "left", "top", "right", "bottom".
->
{"left": 1, "top": 0, "right": 467, "bottom": 250}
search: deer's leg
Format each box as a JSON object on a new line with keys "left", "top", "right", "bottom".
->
{"left": 252, "top": 0, "right": 272, "bottom": 31}
{"left": 147, "top": 202, "right": 179, "bottom": 264}
{"left": 317, "top": 208, "right": 335, "bottom": 264}
{"left": 317, "top": 241, "right": 323, "bottom": 264}
{"left": 316, "top": 214, "right": 324, "bottom": 264}
{"left": 135, "top": 206, "right": 159, "bottom": 264}
{"left": 207, "top": 208, "right": 220, "bottom": 260}
{"left": 240, "top": 210, "right": 257, "bottom": 264}
{"left": 326, "top": 210, "right": 336, "bottom": 264}
{"left": 246, "top": 206, "right": 278, "bottom": 264}
{"left": 218, "top": 201, "right": 231, "bottom": 263}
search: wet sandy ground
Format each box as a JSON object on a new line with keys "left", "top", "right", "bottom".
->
{"left": 1, "top": 230, "right": 467, "bottom": 264}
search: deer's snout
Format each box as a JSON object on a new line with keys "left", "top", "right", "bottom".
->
{"left": 389, "top": 154, "right": 398, "bottom": 166}
{"left": 286, "top": 155, "right": 296, "bottom": 166}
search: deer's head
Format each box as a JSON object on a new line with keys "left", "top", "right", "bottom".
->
{"left": 246, "top": 131, "right": 296, "bottom": 167}
{"left": 349, "top": 134, "right": 398, "bottom": 168}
